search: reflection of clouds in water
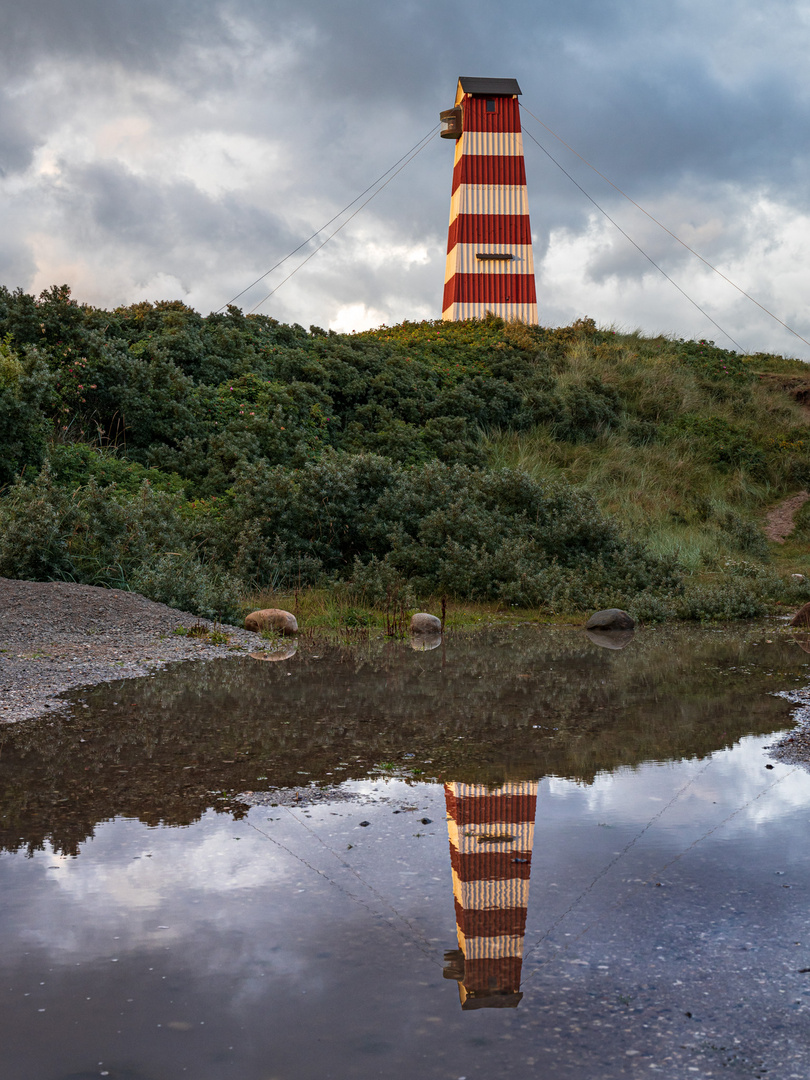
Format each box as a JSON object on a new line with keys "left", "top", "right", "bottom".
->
{"left": 544, "top": 735, "right": 810, "bottom": 833}
{"left": 3, "top": 785, "right": 446, "bottom": 998}
{"left": 6, "top": 742, "right": 808, "bottom": 996}
{"left": 56, "top": 813, "right": 290, "bottom": 903}
{"left": 8, "top": 813, "right": 294, "bottom": 962}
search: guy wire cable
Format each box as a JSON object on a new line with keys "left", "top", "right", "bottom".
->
{"left": 282, "top": 804, "right": 443, "bottom": 965}
{"left": 246, "top": 814, "right": 444, "bottom": 970}
{"left": 520, "top": 102, "right": 810, "bottom": 352}
{"left": 248, "top": 129, "right": 440, "bottom": 314}
{"left": 219, "top": 124, "right": 440, "bottom": 313}
{"left": 520, "top": 124, "right": 745, "bottom": 353}
{"left": 520, "top": 754, "right": 717, "bottom": 971}
{"left": 521, "top": 765, "right": 798, "bottom": 987}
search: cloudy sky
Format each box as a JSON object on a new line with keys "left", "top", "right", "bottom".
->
{"left": 2, "top": 0, "right": 810, "bottom": 355}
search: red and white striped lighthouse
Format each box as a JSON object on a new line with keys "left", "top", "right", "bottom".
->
{"left": 443, "top": 781, "right": 537, "bottom": 1009}
{"left": 440, "top": 77, "right": 538, "bottom": 324}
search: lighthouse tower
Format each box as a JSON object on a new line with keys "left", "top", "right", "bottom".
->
{"left": 440, "top": 77, "right": 538, "bottom": 324}
{"left": 442, "top": 781, "right": 537, "bottom": 1009}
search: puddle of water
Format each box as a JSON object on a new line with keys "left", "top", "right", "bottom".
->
{"left": 2, "top": 624, "right": 810, "bottom": 1078}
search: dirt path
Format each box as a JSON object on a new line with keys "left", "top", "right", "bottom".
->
{"left": 764, "top": 491, "right": 810, "bottom": 544}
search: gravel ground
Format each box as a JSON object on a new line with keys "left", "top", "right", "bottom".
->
{"left": 770, "top": 687, "right": 810, "bottom": 768}
{"left": 0, "top": 577, "right": 271, "bottom": 724}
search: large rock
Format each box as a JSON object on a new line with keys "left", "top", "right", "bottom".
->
{"left": 790, "top": 602, "right": 810, "bottom": 627}
{"left": 411, "top": 612, "right": 442, "bottom": 634}
{"left": 245, "top": 608, "right": 298, "bottom": 636}
{"left": 585, "top": 608, "right": 635, "bottom": 632}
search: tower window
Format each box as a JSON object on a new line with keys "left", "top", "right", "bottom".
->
{"left": 486, "top": 99, "right": 496, "bottom": 112}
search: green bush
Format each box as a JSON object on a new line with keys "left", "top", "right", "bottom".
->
{"left": 717, "top": 512, "right": 770, "bottom": 559}
{"left": 674, "top": 580, "right": 767, "bottom": 621}
{"left": 662, "top": 415, "right": 767, "bottom": 477}
{"left": 2, "top": 287, "right": 810, "bottom": 620}
{"left": 129, "top": 554, "right": 243, "bottom": 624}
{"left": 221, "top": 453, "right": 681, "bottom": 607}
{"left": 628, "top": 592, "right": 677, "bottom": 624}
{"left": 0, "top": 339, "right": 53, "bottom": 488}
{"left": 554, "top": 378, "right": 620, "bottom": 442}
{"left": 48, "top": 442, "right": 188, "bottom": 496}
{"left": 0, "top": 466, "right": 185, "bottom": 586}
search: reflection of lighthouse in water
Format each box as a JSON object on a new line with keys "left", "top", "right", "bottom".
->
{"left": 443, "top": 781, "right": 537, "bottom": 1009}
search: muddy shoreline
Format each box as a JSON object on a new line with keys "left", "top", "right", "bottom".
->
{"left": 5, "top": 576, "right": 810, "bottom": 776}
{"left": 0, "top": 577, "right": 264, "bottom": 724}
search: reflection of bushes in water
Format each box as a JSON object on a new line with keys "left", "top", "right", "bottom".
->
{"left": 0, "top": 626, "right": 801, "bottom": 857}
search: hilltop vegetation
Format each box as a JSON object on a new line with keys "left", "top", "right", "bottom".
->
{"left": 2, "top": 283, "right": 810, "bottom": 623}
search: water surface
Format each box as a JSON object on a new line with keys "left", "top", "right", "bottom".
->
{"left": 2, "top": 624, "right": 810, "bottom": 1079}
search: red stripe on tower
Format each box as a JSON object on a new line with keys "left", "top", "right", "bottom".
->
{"left": 442, "top": 781, "right": 537, "bottom": 1009}
{"left": 440, "top": 77, "right": 538, "bottom": 324}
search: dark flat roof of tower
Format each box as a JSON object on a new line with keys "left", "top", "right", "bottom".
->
{"left": 458, "top": 77, "right": 522, "bottom": 96}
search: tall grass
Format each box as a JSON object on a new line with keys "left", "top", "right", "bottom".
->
{"left": 484, "top": 328, "right": 810, "bottom": 575}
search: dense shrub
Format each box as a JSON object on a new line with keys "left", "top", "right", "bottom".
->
{"left": 0, "top": 466, "right": 243, "bottom": 621}
{"left": 219, "top": 453, "right": 681, "bottom": 607}
{"left": 674, "top": 581, "right": 767, "bottom": 621}
{"left": 0, "top": 453, "right": 679, "bottom": 615}
{"left": 0, "top": 466, "right": 186, "bottom": 586}
{"left": 0, "top": 339, "right": 53, "bottom": 488}
{"left": 554, "top": 378, "right": 621, "bottom": 442}
{"left": 129, "top": 554, "right": 243, "bottom": 624}
{"left": 674, "top": 338, "right": 754, "bottom": 384}
{"left": 2, "top": 284, "right": 810, "bottom": 620}
{"left": 722, "top": 515, "right": 770, "bottom": 559}
{"left": 662, "top": 415, "right": 767, "bottom": 477}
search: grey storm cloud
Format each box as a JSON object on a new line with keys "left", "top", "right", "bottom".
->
{"left": 61, "top": 161, "right": 293, "bottom": 256}
{"left": 1, "top": 0, "right": 810, "bottom": 352}
{"left": 1, "top": 0, "right": 228, "bottom": 73}
{"left": 0, "top": 92, "right": 38, "bottom": 178}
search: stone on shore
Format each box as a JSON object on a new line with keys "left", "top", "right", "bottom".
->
{"left": 245, "top": 608, "right": 298, "bottom": 635}
{"left": 411, "top": 612, "right": 442, "bottom": 634}
{"left": 585, "top": 608, "right": 635, "bottom": 632}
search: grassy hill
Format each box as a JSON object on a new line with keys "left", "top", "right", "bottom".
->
{"left": 2, "top": 284, "right": 810, "bottom": 624}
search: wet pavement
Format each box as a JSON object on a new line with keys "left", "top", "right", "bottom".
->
{"left": 2, "top": 624, "right": 810, "bottom": 1078}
